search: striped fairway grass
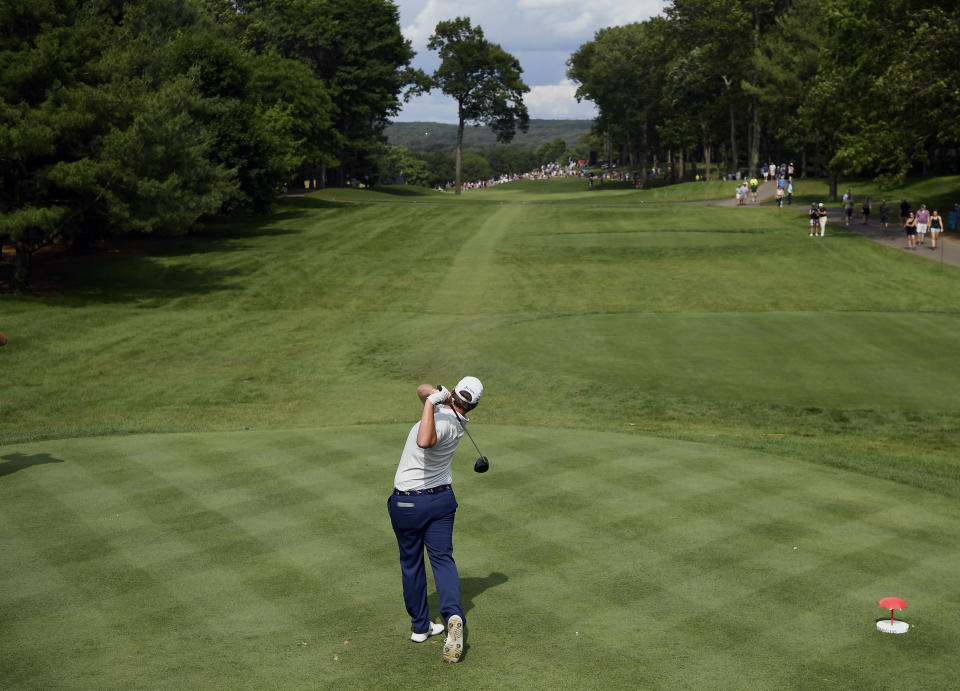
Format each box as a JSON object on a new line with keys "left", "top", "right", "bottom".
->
{"left": 2, "top": 426, "right": 959, "bottom": 688}
{"left": 3, "top": 177, "right": 960, "bottom": 687}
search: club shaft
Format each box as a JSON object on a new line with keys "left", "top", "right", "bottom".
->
{"left": 445, "top": 387, "right": 484, "bottom": 457}
{"left": 462, "top": 425, "right": 483, "bottom": 457}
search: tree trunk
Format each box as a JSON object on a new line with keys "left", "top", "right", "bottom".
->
{"left": 700, "top": 117, "right": 712, "bottom": 181}
{"left": 749, "top": 5, "right": 760, "bottom": 179}
{"left": 333, "top": 147, "right": 346, "bottom": 187}
{"left": 828, "top": 171, "right": 838, "bottom": 201}
{"left": 749, "top": 102, "right": 760, "bottom": 178}
{"left": 801, "top": 146, "right": 807, "bottom": 178}
{"left": 678, "top": 149, "right": 685, "bottom": 181}
{"left": 455, "top": 110, "right": 464, "bottom": 195}
{"left": 729, "top": 101, "right": 738, "bottom": 175}
{"left": 14, "top": 243, "right": 31, "bottom": 291}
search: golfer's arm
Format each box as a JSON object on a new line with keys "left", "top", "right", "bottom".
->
{"left": 416, "top": 385, "right": 439, "bottom": 448}
{"left": 417, "top": 384, "right": 436, "bottom": 404}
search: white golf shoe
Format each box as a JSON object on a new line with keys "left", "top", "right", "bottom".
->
{"left": 442, "top": 615, "right": 463, "bottom": 663}
{"left": 410, "top": 621, "right": 444, "bottom": 643}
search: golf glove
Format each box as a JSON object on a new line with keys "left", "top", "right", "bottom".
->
{"left": 427, "top": 385, "right": 450, "bottom": 405}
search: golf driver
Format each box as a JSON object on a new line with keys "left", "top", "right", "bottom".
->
{"left": 439, "top": 384, "right": 489, "bottom": 473}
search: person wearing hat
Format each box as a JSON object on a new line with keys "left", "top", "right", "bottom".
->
{"left": 387, "top": 376, "right": 484, "bottom": 663}
{"left": 817, "top": 202, "right": 828, "bottom": 236}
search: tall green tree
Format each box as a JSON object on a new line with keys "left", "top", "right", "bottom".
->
{"left": 219, "top": 0, "right": 414, "bottom": 187}
{"left": 816, "top": 0, "right": 960, "bottom": 187}
{"left": 666, "top": 0, "right": 752, "bottom": 174}
{"left": 426, "top": 17, "right": 530, "bottom": 195}
{"left": 375, "top": 144, "right": 431, "bottom": 186}
{"left": 537, "top": 138, "right": 569, "bottom": 165}
{"left": 568, "top": 19, "right": 672, "bottom": 177}
{"left": 744, "top": 0, "right": 822, "bottom": 177}
{"left": 0, "top": 0, "right": 234, "bottom": 288}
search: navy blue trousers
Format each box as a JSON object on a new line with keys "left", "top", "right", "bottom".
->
{"left": 388, "top": 489, "right": 465, "bottom": 634}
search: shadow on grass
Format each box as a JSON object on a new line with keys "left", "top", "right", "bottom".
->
{"left": 39, "top": 257, "right": 245, "bottom": 305}
{"left": 369, "top": 186, "right": 433, "bottom": 198}
{"left": 426, "top": 571, "right": 508, "bottom": 663}
{"left": 8, "top": 218, "right": 298, "bottom": 303}
{"left": 426, "top": 571, "right": 509, "bottom": 621}
{"left": 275, "top": 196, "right": 353, "bottom": 210}
{"left": 461, "top": 571, "right": 509, "bottom": 615}
{"left": 0, "top": 452, "right": 65, "bottom": 478}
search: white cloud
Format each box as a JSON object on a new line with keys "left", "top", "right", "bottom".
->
{"left": 398, "top": 0, "right": 666, "bottom": 55}
{"left": 394, "top": 80, "right": 595, "bottom": 123}
{"left": 393, "top": 0, "right": 666, "bottom": 122}
{"left": 525, "top": 80, "right": 597, "bottom": 120}
{"left": 395, "top": 92, "right": 459, "bottom": 123}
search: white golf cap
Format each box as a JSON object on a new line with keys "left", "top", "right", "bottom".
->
{"left": 454, "top": 376, "right": 483, "bottom": 406}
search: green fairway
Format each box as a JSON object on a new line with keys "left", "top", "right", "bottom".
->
{"left": 3, "top": 177, "right": 960, "bottom": 687}
{"left": 318, "top": 177, "right": 745, "bottom": 204}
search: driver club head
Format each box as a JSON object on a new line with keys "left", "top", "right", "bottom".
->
{"left": 474, "top": 456, "right": 489, "bottom": 473}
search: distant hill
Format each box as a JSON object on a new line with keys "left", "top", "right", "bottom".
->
{"left": 385, "top": 119, "right": 594, "bottom": 152}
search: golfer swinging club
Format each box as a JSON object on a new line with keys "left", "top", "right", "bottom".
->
{"left": 388, "top": 376, "right": 483, "bottom": 664}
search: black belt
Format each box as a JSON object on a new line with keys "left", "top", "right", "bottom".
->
{"left": 394, "top": 484, "right": 452, "bottom": 496}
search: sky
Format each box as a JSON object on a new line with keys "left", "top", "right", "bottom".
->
{"left": 392, "top": 0, "right": 668, "bottom": 123}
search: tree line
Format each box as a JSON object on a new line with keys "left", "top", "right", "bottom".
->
{"left": 1, "top": 0, "right": 418, "bottom": 287}
{"left": 384, "top": 120, "right": 592, "bottom": 154}
{"left": 566, "top": 0, "right": 960, "bottom": 197}
{"left": 375, "top": 134, "right": 599, "bottom": 189}
{"left": 1, "top": 4, "right": 535, "bottom": 287}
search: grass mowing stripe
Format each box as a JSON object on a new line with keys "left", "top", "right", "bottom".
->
{"left": 479, "top": 311, "right": 960, "bottom": 409}
{"left": 4, "top": 177, "right": 960, "bottom": 687}
{"left": 4, "top": 426, "right": 960, "bottom": 687}
{"left": 429, "top": 203, "right": 520, "bottom": 315}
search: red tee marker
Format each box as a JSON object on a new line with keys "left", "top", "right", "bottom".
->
{"left": 877, "top": 597, "right": 908, "bottom": 630}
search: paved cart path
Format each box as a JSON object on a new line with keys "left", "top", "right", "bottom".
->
{"left": 702, "top": 180, "right": 960, "bottom": 268}
{"left": 822, "top": 204, "right": 960, "bottom": 268}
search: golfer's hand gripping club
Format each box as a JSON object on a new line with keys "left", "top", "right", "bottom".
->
{"left": 427, "top": 385, "right": 450, "bottom": 406}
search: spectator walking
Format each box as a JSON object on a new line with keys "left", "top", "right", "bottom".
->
{"left": 861, "top": 196, "right": 871, "bottom": 224}
{"left": 776, "top": 186, "right": 784, "bottom": 207}
{"left": 899, "top": 198, "right": 911, "bottom": 225}
{"left": 904, "top": 211, "right": 918, "bottom": 250}
{"left": 809, "top": 203, "right": 819, "bottom": 236}
{"left": 929, "top": 208, "right": 943, "bottom": 250}
{"left": 786, "top": 177, "right": 794, "bottom": 205}
{"left": 916, "top": 204, "right": 930, "bottom": 245}
{"left": 879, "top": 199, "right": 890, "bottom": 231}
{"left": 817, "top": 202, "right": 828, "bottom": 236}
{"left": 842, "top": 189, "right": 854, "bottom": 226}
{"left": 749, "top": 176, "right": 759, "bottom": 204}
